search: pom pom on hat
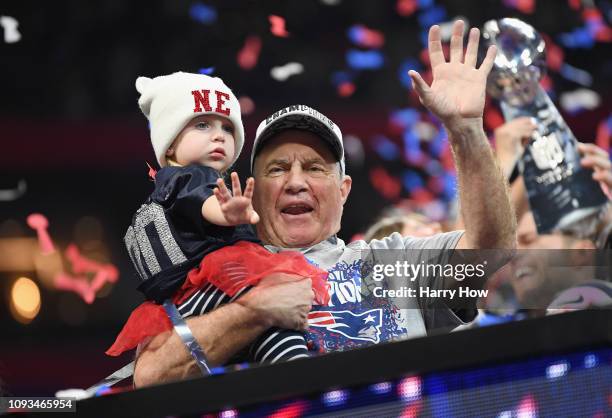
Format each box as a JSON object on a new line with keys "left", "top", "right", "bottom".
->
{"left": 136, "top": 71, "right": 244, "bottom": 168}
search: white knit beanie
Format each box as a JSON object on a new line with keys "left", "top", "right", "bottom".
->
{"left": 136, "top": 71, "right": 244, "bottom": 168}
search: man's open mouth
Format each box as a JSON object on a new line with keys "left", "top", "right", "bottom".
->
{"left": 281, "top": 204, "right": 314, "bottom": 215}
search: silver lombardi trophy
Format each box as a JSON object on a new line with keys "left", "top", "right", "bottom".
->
{"left": 482, "top": 18, "right": 608, "bottom": 235}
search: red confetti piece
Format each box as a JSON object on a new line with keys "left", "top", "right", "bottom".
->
{"left": 568, "top": 0, "right": 581, "bottom": 10}
{"left": 411, "top": 187, "right": 434, "bottom": 204}
{"left": 269, "top": 15, "right": 289, "bottom": 38}
{"left": 238, "top": 96, "right": 255, "bottom": 115}
{"left": 595, "top": 118, "right": 610, "bottom": 151}
{"left": 484, "top": 106, "right": 504, "bottom": 131}
{"left": 539, "top": 74, "right": 553, "bottom": 93}
{"left": 396, "top": 0, "right": 418, "bottom": 17}
{"left": 237, "top": 35, "right": 262, "bottom": 70}
{"left": 504, "top": 0, "right": 535, "bottom": 14}
{"left": 353, "top": 24, "right": 385, "bottom": 48}
{"left": 26, "top": 213, "right": 55, "bottom": 254}
{"left": 146, "top": 162, "right": 157, "bottom": 180}
{"left": 337, "top": 81, "right": 356, "bottom": 97}
{"left": 369, "top": 167, "right": 402, "bottom": 200}
{"left": 440, "top": 144, "right": 455, "bottom": 172}
{"left": 544, "top": 37, "right": 564, "bottom": 72}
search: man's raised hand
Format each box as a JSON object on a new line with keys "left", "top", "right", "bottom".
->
{"left": 408, "top": 20, "right": 497, "bottom": 126}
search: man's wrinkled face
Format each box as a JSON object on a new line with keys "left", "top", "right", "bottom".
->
{"left": 252, "top": 129, "right": 352, "bottom": 248}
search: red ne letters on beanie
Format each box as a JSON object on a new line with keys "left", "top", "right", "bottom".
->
{"left": 191, "top": 89, "right": 231, "bottom": 116}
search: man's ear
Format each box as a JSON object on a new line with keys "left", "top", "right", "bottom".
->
{"left": 340, "top": 175, "right": 352, "bottom": 205}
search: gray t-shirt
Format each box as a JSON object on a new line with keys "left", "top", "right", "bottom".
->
{"left": 265, "top": 230, "right": 472, "bottom": 354}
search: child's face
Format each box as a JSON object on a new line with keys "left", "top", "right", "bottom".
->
{"left": 167, "top": 114, "right": 236, "bottom": 171}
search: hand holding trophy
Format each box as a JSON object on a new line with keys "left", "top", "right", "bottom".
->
{"left": 482, "top": 18, "right": 608, "bottom": 237}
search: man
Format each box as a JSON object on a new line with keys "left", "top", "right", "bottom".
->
{"left": 133, "top": 20, "right": 516, "bottom": 387}
{"left": 508, "top": 209, "right": 612, "bottom": 315}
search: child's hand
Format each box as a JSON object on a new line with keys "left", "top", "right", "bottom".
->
{"left": 214, "top": 172, "right": 260, "bottom": 225}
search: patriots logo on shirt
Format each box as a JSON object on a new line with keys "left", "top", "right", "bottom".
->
{"left": 308, "top": 309, "right": 383, "bottom": 343}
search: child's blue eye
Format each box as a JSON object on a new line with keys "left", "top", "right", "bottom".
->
{"left": 223, "top": 125, "right": 234, "bottom": 134}
{"left": 195, "top": 122, "right": 210, "bottom": 129}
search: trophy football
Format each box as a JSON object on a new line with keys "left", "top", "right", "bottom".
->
{"left": 482, "top": 18, "right": 608, "bottom": 235}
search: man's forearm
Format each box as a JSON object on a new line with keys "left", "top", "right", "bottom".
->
{"left": 134, "top": 300, "right": 267, "bottom": 387}
{"left": 448, "top": 118, "right": 516, "bottom": 249}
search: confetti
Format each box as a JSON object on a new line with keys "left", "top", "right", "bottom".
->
{"left": 189, "top": 2, "right": 217, "bottom": 25}
{"left": 0, "top": 16, "right": 21, "bottom": 43}
{"left": 560, "top": 89, "right": 600, "bottom": 113}
{"left": 397, "top": 58, "right": 421, "bottom": 89}
{"left": 347, "top": 24, "right": 385, "bottom": 48}
{"left": 559, "top": 63, "right": 593, "bottom": 86}
{"left": 558, "top": 27, "right": 595, "bottom": 48}
{"left": 343, "top": 134, "right": 365, "bottom": 166}
{"left": 402, "top": 171, "right": 424, "bottom": 192}
{"left": 269, "top": 15, "right": 289, "bottom": 37}
{"left": 372, "top": 135, "right": 400, "bottom": 161}
{"left": 369, "top": 167, "right": 402, "bottom": 200}
{"left": 390, "top": 108, "right": 420, "bottom": 129}
{"left": 238, "top": 96, "right": 255, "bottom": 115}
{"left": 270, "top": 62, "right": 303, "bottom": 81}
{"left": 417, "top": 5, "right": 447, "bottom": 28}
{"left": 502, "top": 0, "right": 535, "bottom": 14}
{"left": 146, "top": 162, "right": 157, "bottom": 180}
{"left": 237, "top": 35, "right": 262, "bottom": 70}
{"left": 595, "top": 115, "right": 611, "bottom": 151}
{"left": 346, "top": 49, "right": 384, "bottom": 70}
{"left": 198, "top": 67, "right": 215, "bottom": 75}
{"left": 337, "top": 81, "right": 356, "bottom": 97}
{"left": 0, "top": 179, "right": 26, "bottom": 201}
{"left": 396, "top": 0, "right": 418, "bottom": 17}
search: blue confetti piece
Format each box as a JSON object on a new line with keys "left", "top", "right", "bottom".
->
{"left": 425, "top": 159, "right": 443, "bottom": 176}
{"left": 606, "top": 115, "right": 612, "bottom": 132}
{"left": 198, "top": 67, "right": 215, "bottom": 75}
{"left": 346, "top": 49, "right": 385, "bottom": 70}
{"left": 398, "top": 58, "right": 423, "bottom": 89}
{"left": 558, "top": 27, "right": 595, "bottom": 49}
{"left": 559, "top": 63, "right": 593, "bottom": 86}
{"left": 402, "top": 171, "right": 424, "bottom": 192}
{"left": 417, "top": 5, "right": 447, "bottom": 28}
{"left": 330, "top": 70, "right": 353, "bottom": 86}
{"left": 418, "top": 0, "right": 434, "bottom": 8}
{"left": 347, "top": 25, "right": 364, "bottom": 45}
{"left": 428, "top": 127, "right": 446, "bottom": 157}
{"left": 403, "top": 128, "right": 420, "bottom": 150}
{"left": 189, "top": 2, "right": 218, "bottom": 25}
{"left": 442, "top": 173, "right": 457, "bottom": 200}
{"left": 391, "top": 108, "right": 420, "bottom": 128}
{"left": 419, "top": 28, "right": 430, "bottom": 47}
{"left": 372, "top": 135, "right": 400, "bottom": 160}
